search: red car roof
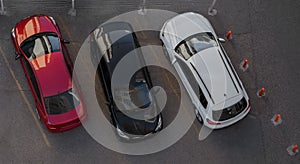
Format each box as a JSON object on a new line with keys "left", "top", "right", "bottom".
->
{"left": 14, "top": 15, "right": 58, "bottom": 45}
{"left": 31, "top": 52, "right": 72, "bottom": 97}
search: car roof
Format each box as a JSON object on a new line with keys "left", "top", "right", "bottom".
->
{"left": 31, "top": 52, "right": 72, "bottom": 97}
{"left": 162, "top": 12, "right": 213, "bottom": 49}
{"left": 14, "top": 15, "right": 58, "bottom": 45}
{"left": 188, "top": 47, "right": 242, "bottom": 106}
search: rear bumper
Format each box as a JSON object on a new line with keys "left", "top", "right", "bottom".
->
{"left": 203, "top": 102, "right": 251, "bottom": 129}
{"left": 46, "top": 112, "right": 87, "bottom": 133}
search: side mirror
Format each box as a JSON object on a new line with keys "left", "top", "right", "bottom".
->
{"left": 15, "top": 52, "right": 21, "bottom": 60}
{"left": 218, "top": 38, "right": 226, "bottom": 43}
{"left": 62, "top": 39, "right": 70, "bottom": 44}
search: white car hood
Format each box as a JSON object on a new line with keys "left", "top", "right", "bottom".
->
{"left": 188, "top": 47, "right": 240, "bottom": 106}
{"left": 162, "top": 12, "right": 213, "bottom": 49}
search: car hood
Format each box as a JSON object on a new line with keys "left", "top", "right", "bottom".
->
{"left": 15, "top": 15, "right": 58, "bottom": 45}
{"left": 115, "top": 110, "right": 158, "bottom": 135}
{"left": 31, "top": 52, "right": 72, "bottom": 97}
{"left": 188, "top": 47, "right": 241, "bottom": 106}
{"left": 161, "top": 12, "right": 214, "bottom": 49}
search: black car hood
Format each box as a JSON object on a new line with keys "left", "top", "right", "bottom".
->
{"left": 115, "top": 110, "right": 158, "bottom": 135}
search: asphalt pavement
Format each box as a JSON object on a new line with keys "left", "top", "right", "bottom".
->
{"left": 0, "top": 0, "right": 299, "bottom": 163}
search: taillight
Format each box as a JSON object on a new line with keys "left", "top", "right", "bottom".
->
{"left": 244, "top": 100, "right": 251, "bottom": 113}
{"left": 206, "top": 118, "right": 221, "bottom": 125}
{"left": 47, "top": 124, "right": 57, "bottom": 130}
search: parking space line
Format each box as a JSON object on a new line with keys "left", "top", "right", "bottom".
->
{"left": 57, "top": 16, "right": 112, "bottom": 109}
{"left": 56, "top": 16, "right": 82, "bottom": 62}
{"left": 55, "top": 18, "right": 132, "bottom": 160}
{"left": 148, "top": 46, "right": 201, "bottom": 134}
{"left": 56, "top": 16, "right": 98, "bottom": 95}
{"left": 0, "top": 46, "right": 51, "bottom": 147}
{"left": 56, "top": 16, "right": 84, "bottom": 49}
{"left": 132, "top": 10, "right": 202, "bottom": 132}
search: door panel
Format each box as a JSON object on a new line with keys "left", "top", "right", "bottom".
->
{"left": 21, "top": 58, "right": 45, "bottom": 117}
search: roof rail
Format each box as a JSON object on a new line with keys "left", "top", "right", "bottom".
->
{"left": 190, "top": 63, "right": 215, "bottom": 104}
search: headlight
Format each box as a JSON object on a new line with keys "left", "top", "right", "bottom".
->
{"left": 11, "top": 28, "right": 15, "bottom": 38}
{"left": 155, "top": 115, "right": 162, "bottom": 131}
{"left": 116, "top": 126, "right": 130, "bottom": 140}
{"left": 49, "top": 16, "right": 56, "bottom": 25}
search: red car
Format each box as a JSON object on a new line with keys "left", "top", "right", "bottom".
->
{"left": 11, "top": 15, "right": 86, "bottom": 132}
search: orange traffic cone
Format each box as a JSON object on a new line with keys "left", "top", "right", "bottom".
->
{"left": 240, "top": 59, "right": 249, "bottom": 72}
{"left": 257, "top": 87, "right": 266, "bottom": 98}
{"left": 271, "top": 114, "right": 282, "bottom": 126}
{"left": 226, "top": 30, "right": 232, "bottom": 40}
{"left": 287, "top": 144, "right": 299, "bottom": 156}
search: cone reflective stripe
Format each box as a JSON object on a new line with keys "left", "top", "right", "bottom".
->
{"left": 292, "top": 144, "right": 299, "bottom": 153}
{"left": 226, "top": 30, "right": 232, "bottom": 40}
{"left": 274, "top": 114, "right": 281, "bottom": 122}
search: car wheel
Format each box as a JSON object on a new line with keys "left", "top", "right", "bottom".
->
{"left": 195, "top": 109, "right": 203, "bottom": 124}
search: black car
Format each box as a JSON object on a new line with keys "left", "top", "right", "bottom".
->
{"left": 90, "top": 22, "right": 163, "bottom": 140}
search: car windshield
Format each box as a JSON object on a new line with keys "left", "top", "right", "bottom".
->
{"left": 175, "top": 32, "right": 217, "bottom": 60}
{"left": 20, "top": 33, "right": 60, "bottom": 61}
{"left": 44, "top": 89, "right": 80, "bottom": 115}
{"left": 114, "top": 80, "right": 152, "bottom": 111}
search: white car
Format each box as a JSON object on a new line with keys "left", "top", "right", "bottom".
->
{"left": 160, "top": 12, "right": 250, "bottom": 129}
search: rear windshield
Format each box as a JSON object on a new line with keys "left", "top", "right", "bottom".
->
{"left": 44, "top": 89, "right": 80, "bottom": 115}
{"left": 175, "top": 32, "right": 217, "bottom": 60}
{"left": 20, "top": 33, "right": 60, "bottom": 60}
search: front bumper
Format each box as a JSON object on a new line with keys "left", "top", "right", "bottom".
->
{"left": 116, "top": 114, "right": 163, "bottom": 141}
